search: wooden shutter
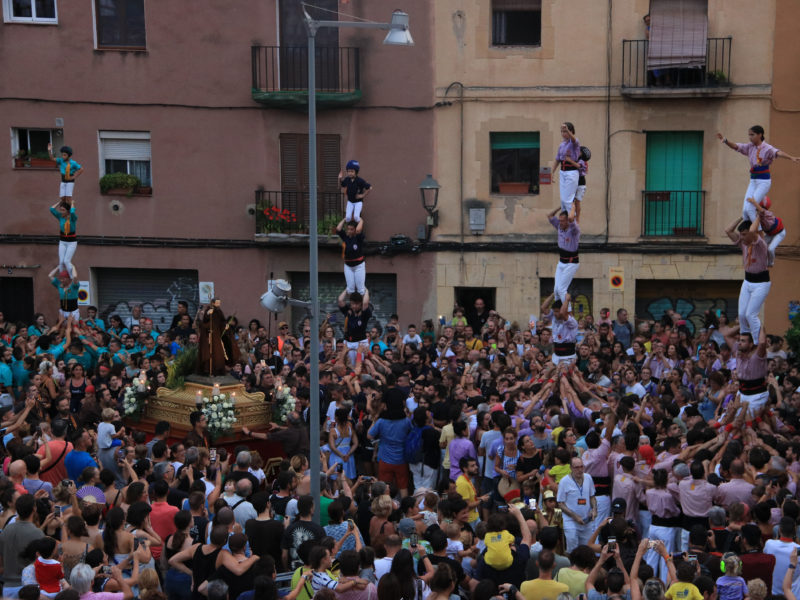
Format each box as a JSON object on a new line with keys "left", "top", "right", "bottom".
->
{"left": 280, "top": 133, "right": 305, "bottom": 221}
{"left": 318, "top": 134, "right": 341, "bottom": 217}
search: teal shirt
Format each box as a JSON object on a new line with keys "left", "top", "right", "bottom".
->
{"left": 51, "top": 278, "right": 79, "bottom": 300}
{"left": 85, "top": 318, "right": 106, "bottom": 331}
{"left": 49, "top": 206, "right": 77, "bottom": 238}
{"left": 56, "top": 157, "right": 82, "bottom": 179}
{"left": 62, "top": 349, "right": 95, "bottom": 371}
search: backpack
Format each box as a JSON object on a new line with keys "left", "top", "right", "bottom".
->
{"left": 404, "top": 425, "right": 430, "bottom": 464}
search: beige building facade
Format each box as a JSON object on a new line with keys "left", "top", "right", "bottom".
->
{"left": 427, "top": 0, "right": 794, "bottom": 333}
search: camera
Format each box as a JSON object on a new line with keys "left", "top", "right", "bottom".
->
{"left": 497, "top": 505, "right": 509, "bottom": 512}
{"left": 410, "top": 533, "right": 419, "bottom": 548}
{"left": 102, "top": 566, "right": 112, "bottom": 575}
{"left": 53, "top": 506, "right": 61, "bottom": 517}
{"left": 209, "top": 448, "right": 217, "bottom": 462}
{"left": 337, "top": 464, "right": 344, "bottom": 473}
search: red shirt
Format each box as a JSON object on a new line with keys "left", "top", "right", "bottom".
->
{"left": 149, "top": 501, "right": 178, "bottom": 560}
{"left": 35, "top": 557, "right": 64, "bottom": 593}
{"left": 36, "top": 440, "right": 74, "bottom": 486}
{"left": 740, "top": 551, "right": 776, "bottom": 590}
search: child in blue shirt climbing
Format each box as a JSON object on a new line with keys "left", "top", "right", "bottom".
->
{"left": 48, "top": 142, "right": 83, "bottom": 206}
{"left": 50, "top": 200, "right": 78, "bottom": 274}
{"left": 339, "top": 160, "right": 372, "bottom": 222}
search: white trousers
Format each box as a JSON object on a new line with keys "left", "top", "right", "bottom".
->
{"left": 59, "top": 181, "right": 75, "bottom": 197}
{"left": 766, "top": 229, "right": 786, "bottom": 266}
{"left": 59, "top": 308, "right": 80, "bottom": 320}
{"left": 574, "top": 184, "right": 586, "bottom": 202}
{"left": 590, "top": 495, "right": 611, "bottom": 532}
{"left": 742, "top": 179, "right": 771, "bottom": 222}
{"left": 410, "top": 462, "right": 438, "bottom": 491}
{"left": 58, "top": 240, "right": 77, "bottom": 273}
{"left": 645, "top": 524, "right": 677, "bottom": 584}
{"left": 560, "top": 170, "right": 580, "bottom": 213}
{"left": 563, "top": 515, "right": 593, "bottom": 553}
{"left": 639, "top": 509, "right": 652, "bottom": 539}
{"left": 552, "top": 353, "right": 577, "bottom": 366}
{"left": 346, "top": 201, "right": 363, "bottom": 222}
{"left": 739, "top": 390, "right": 770, "bottom": 418}
{"left": 555, "top": 261, "right": 579, "bottom": 302}
{"left": 345, "top": 339, "right": 368, "bottom": 365}
{"left": 344, "top": 262, "right": 366, "bottom": 294}
{"left": 738, "top": 280, "right": 771, "bottom": 339}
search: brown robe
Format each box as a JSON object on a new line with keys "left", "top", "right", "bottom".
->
{"left": 197, "top": 308, "right": 240, "bottom": 376}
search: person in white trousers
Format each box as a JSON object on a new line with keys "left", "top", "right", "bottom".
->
{"left": 726, "top": 217, "right": 771, "bottom": 342}
{"left": 557, "top": 457, "right": 596, "bottom": 552}
{"left": 551, "top": 122, "right": 582, "bottom": 214}
{"left": 717, "top": 127, "right": 800, "bottom": 222}
{"left": 748, "top": 197, "right": 787, "bottom": 267}
{"left": 49, "top": 200, "right": 78, "bottom": 274}
{"left": 548, "top": 204, "right": 580, "bottom": 303}
{"left": 335, "top": 217, "right": 366, "bottom": 294}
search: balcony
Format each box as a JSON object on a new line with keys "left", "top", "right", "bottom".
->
{"left": 251, "top": 46, "right": 361, "bottom": 109}
{"left": 255, "top": 190, "right": 344, "bottom": 236}
{"left": 641, "top": 190, "right": 705, "bottom": 238}
{"left": 621, "top": 38, "right": 732, "bottom": 98}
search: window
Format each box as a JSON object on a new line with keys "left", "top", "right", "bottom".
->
{"left": 490, "top": 132, "right": 540, "bottom": 194}
{"left": 3, "top": 0, "right": 57, "bottom": 23}
{"left": 94, "top": 0, "right": 145, "bottom": 49}
{"left": 12, "top": 127, "right": 63, "bottom": 157}
{"left": 99, "top": 131, "right": 152, "bottom": 187}
{"left": 492, "top": 0, "right": 541, "bottom": 46}
{"left": 279, "top": 133, "right": 341, "bottom": 226}
{"left": 643, "top": 131, "right": 704, "bottom": 236}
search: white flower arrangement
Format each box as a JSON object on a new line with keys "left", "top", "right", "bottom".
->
{"left": 273, "top": 382, "right": 296, "bottom": 425}
{"left": 201, "top": 392, "right": 237, "bottom": 440}
{"left": 122, "top": 385, "right": 146, "bottom": 420}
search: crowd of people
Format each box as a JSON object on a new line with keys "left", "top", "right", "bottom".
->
{"left": 0, "top": 133, "right": 799, "bottom": 600}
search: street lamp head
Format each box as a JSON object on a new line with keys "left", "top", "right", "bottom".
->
{"left": 419, "top": 173, "right": 440, "bottom": 213}
{"left": 383, "top": 10, "right": 414, "bottom": 46}
{"left": 260, "top": 279, "right": 292, "bottom": 313}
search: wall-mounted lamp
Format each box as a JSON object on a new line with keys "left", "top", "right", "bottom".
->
{"left": 419, "top": 174, "right": 440, "bottom": 232}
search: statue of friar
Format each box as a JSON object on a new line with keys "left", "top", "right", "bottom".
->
{"left": 196, "top": 298, "right": 239, "bottom": 376}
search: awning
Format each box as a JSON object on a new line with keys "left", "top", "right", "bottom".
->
{"left": 647, "top": 0, "right": 708, "bottom": 70}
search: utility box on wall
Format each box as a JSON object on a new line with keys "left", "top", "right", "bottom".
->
{"left": 469, "top": 208, "right": 486, "bottom": 235}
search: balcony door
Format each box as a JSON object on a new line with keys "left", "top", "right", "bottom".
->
{"left": 279, "top": 133, "right": 341, "bottom": 227}
{"left": 278, "top": 0, "right": 339, "bottom": 91}
{"left": 644, "top": 131, "right": 704, "bottom": 236}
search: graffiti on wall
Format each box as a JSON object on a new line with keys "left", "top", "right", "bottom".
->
{"left": 101, "top": 277, "right": 199, "bottom": 333}
{"left": 637, "top": 296, "right": 732, "bottom": 335}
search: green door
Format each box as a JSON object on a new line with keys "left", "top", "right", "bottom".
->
{"left": 644, "top": 131, "right": 704, "bottom": 236}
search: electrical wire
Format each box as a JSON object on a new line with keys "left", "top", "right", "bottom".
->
{"left": 300, "top": 2, "right": 375, "bottom": 23}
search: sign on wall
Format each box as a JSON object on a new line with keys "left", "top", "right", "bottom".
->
{"left": 199, "top": 282, "right": 215, "bottom": 304}
{"left": 78, "top": 281, "right": 91, "bottom": 305}
{"left": 609, "top": 267, "right": 624, "bottom": 291}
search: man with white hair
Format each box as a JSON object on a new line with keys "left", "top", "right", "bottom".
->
{"left": 70, "top": 563, "right": 132, "bottom": 599}
{"left": 225, "top": 450, "right": 260, "bottom": 491}
{"left": 227, "top": 479, "right": 257, "bottom": 527}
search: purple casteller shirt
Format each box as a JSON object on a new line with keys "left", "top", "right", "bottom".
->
{"left": 556, "top": 137, "right": 581, "bottom": 165}
{"left": 736, "top": 141, "right": 780, "bottom": 170}
{"left": 549, "top": 216, "right": 581, "bottom": 252}
{"left": 733, "top": 342, "right": 767, "bottom": 381}
{"left": 736, "top": 235, "right": 769, "bottom": 273}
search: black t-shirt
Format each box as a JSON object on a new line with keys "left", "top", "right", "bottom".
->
{"left": 281, "top": 519, "right": 327, "bottom": 570}
{"left": 212, "top": 564, "right": 255, "bottom": 600}
{"left": 338, "top": 231, "right": 366, "bottom": 266}
{"left": 431, "top": 400, "right": 450, "bottom": 425}
{"left": 428, "top": 554, "right": 466, "bottom": 584}
{"left": 245, "top": 518, "right": 285, "bottom": 565}
{"left": 270, "top": 493, "right": 292, "bottom": 519}
{"left": 516, "top": 453, "right": 543, "bottom": 478}
{"left": 475, "top": 544, "right": 530, "bottom": 588}
{"left": 341, "top": 175, "right": 371, "bottom": 203}
{"left": 422, "top": 427, "right": 440, "bottom": 469}
{"left": 339, "top": 304, "right": 374, "bottom": 342}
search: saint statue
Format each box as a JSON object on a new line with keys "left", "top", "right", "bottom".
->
{"left": 196, "top": 298, "right": 239, "bottom": 376}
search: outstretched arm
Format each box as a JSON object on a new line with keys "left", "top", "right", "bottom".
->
{"left": 725, "top": 217, "right": 743, "bottom": 242}
{"left": 777, "top": 150, "right": 800, "bottom": 163}
{"left": 716, "top": 133, "right": 737, "bottom": 150}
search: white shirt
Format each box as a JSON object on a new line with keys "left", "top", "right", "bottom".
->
{"left": 374, "top": 556, "right": 394, "bottom": 580}
{"left": 764, "top": 538, "right": 800, "bottom": 595}
{"left": 557, "top": 473, "right": 595, "bottom": 521}
{"left": 625, "top": 383, "right": 647, "bottom": 399}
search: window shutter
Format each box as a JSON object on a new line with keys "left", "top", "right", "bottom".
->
{"left": 280, "top": 133, "right": 304, "bottom": 221}
{"left": 101, "top": 139, "right": 151, "bottom": 160}
{"left": 318, "top": 134, "right": 342, "bottom": 218}
{"left": 647, "top": 0, "right": 708, "bottom": 69}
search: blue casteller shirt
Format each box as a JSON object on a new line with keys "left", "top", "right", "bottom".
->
{"left": 368, "top": 417, "right": 412, "bottom": 465}
{"left": 55, "top": 157, "right": 82, "bottom": 182}
{"left": 340, "top": 175, "right": 371, "bottom": 203}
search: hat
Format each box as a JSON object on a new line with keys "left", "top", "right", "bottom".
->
{"left": 611, "top": 497, "right": 627, "bottom": 514}
{"left": 98, "top": 364, "right": 110, "bottom": 371}
{"left": 76, "top": 485, "right": 106, "bottom": 505}
{"left": 84, "top": 385, "right": 96, "bottom": 394}
{"left": 503, "top": 488, "right": 521, "bottom": 503}
{"left": 278, "top": 322, "right": 289, "bottom": 329}
{"left": 760, "top": 196, "right": 771, "bottom": 209}
{"left": 543, "top": 490, "right": 555, "bottom": 500}
{"left": 490, "top": 404, "right": 505, "bottom": 413}
{"left": 398, "top": 518, "right": 416, "bottom": 537}
{"left": 638, "top": 444, "right": 656, "bottom": 467}
{"left": 2, "top": 433, "right": 14, "bottom": 448}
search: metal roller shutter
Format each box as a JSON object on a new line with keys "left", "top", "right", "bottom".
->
{"left": 95, "top": 268, "right": 199, "bottom": 332}
{"left": 288, "top": 272, "right": 397, "bottom": 337}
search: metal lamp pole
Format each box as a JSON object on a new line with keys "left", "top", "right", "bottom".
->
{"left": 304, "top": 9, "right": 413, "bottom": 524}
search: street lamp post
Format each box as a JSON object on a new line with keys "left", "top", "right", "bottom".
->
{"left": 303, "top": 8, "right": 413, "bottom": 522}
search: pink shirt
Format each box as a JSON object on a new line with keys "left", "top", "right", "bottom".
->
{"left": 645, "top": 487, "right": 681, "bottom": 518}
{"left": 613, "top": 473, "right": 644, "bottom": 522}
{"left": 734, "top": 343, "right": 767, "bottom": 381}
{"left": 714, "top": 478, "right": 755, "bottom": 508}
{"left": 737, "top": 236, "right": 769, "bottom": 273}
{"left": 583, "top": 439, "right": 611, "bottom": 478}
{"left": 678, "top": 478, "right": 716, "bottom": 516}
{"left": 736, "top": 141, "right": 780, "bottom": 169}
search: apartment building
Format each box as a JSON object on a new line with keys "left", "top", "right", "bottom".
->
{"left": 0, "top": 0, "right": 436, "bottom": 332}
{"left": 429, "top": 0, "right": 800, "bottom": 333}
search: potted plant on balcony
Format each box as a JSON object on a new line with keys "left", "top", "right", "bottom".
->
{"left": 99, "top": 173, "right": 141, "bottom": 196}
{"left": 29, "top": 151, "right": 57, "bottom": 168}
{"left": 707, "top": 70, "right": 727, "bottom": 85}
{"left": 14, "top": 149, "right": 30, "bottom": 168}
{"left": 497, "top": 181, "right": 530, "bottom": 194}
